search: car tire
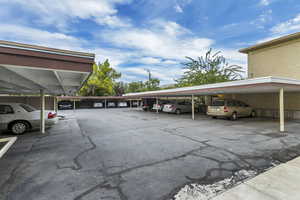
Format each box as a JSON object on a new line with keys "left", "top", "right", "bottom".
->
{"left": 10, "top": 121, "right": 29, "bottom": 135}
{"left": 231, "top": 112, "right": 238, "bottom": 121}
{"left": 212, "top": 116, "right": 217, "bottom": 119}
{"left": 175, "top": 109, "right": 181, "bottom": 115}
{"left": 250, "top": 110, "right": 256, "bottom": 118}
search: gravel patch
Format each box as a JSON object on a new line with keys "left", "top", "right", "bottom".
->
{"left": 173, "top": 169, "right": 258, "bottom": 200}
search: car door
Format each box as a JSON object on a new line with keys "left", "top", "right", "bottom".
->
{"left": 185, "top": 102, "right": 192, "bottom": 112}
{"left": 235, "top": 101, "right": 244, "bottom": 116}
{"left": 233, "top": 100, "right": 243, "bottom": 116}
{"left": 0, "top": 104, "right": 15, "bottom": 130}
{"left": 243, "top": 102, "right": 252, "bottom": 116}
{"left": 237, "top": 101, "right": 249, "bottom": 116}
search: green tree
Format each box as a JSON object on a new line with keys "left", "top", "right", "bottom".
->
{"left": 176, "top": 49, "right": 244, "bottom": 87}
{"left": 127, "top": 81, "right": 145, "bottom": 93}
{"left": 114, "top": 82, "right": 127, "bottom": 96}
{"left": 79, "top": 60, "right": 121, "bottom": 96}
{"left": 145, "top": 78, "right": 160, "bottom": 91}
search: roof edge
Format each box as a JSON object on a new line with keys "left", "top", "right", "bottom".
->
{"left": 123, "top": 76, "right": 300, "bottom": 97}
{"left": 0, "top": 40, "right": 95, "bottom": 59}
{"left": 239, "top": 32, "right": 300, "bottom": 54}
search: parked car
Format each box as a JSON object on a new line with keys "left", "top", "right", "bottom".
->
{"left": 58, "top": 100, "right": 73, "bottom": 110}
{"left": 118, "top": 102, "right": 128, "bottom": 107}
{"left": 132, "top": 101, "right": 139, "bottom": 107}
{"left": 142, "top": 98, "right": 156, "bottom": 111}
{"left": 152, "top": 100, "right": 171, "bottom": 112}
{"left": 93, "top": 102, "right": 103, "bottom": 108}
{"left": 0, "top": 103, "right": 58, "bottom": 135}
{"left": 207, "top": 99, "right": 256, "bottom": 120}
{"left": 107, "top": 102, "right": 116, "bottom": 108}
{"left": 162, "top": 101, "right": 192, "bottom": 114}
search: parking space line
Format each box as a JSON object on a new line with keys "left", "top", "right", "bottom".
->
{"left": 0, "top": 137, "right": 17, "bottom": 158}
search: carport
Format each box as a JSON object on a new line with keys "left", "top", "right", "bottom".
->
{"left": 0, "top": 40, "right": 94, "bottom": 134}
{"left": 124, "top": 76, "right": 300, "bottom": 132}
{"left": 57, "top": 96, "right": 142, "bottom": 109}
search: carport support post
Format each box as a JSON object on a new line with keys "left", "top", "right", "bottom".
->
{"left": 130, "top": 99, "right": 132, "bottom": 108}
{"left": 54, "top": 96, "right": 58, "bottom": 113}
{"left": 192, "top": 94, "right": 195, "bottom": 120}
{"left": 156, "top": 97, "right": 159, "bottom": 113}
{"left": 40, "top": 89, "right": 45, "bottom": 134}
{"left": 73, "top": 99, "right": 76, "bottom": 111}
{"left": 279, "top": 88, "right": 285, "bottom": 133}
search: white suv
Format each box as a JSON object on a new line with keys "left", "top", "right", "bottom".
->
{"left": 0, "top": 103, "right": 58, "bottom": 135}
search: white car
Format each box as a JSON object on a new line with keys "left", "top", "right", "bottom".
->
{"left": 118, "top": 102, "right": 128, "bottom": 107}
{"left": 0, "top": 103, "right": 58, "bottom": 135}
{"left": 163, "top": 101, "right": 192, "bottom": 114}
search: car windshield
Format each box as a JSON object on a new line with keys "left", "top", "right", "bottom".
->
{"left": 20, "top": 104, "right": 37, "bottom": 112}
{"left": 212, "top": 100, "right": 225, "bottom": 106}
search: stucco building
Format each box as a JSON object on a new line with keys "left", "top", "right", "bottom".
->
{"left": 236, "top": 32, "right": 300, "bottom": 119}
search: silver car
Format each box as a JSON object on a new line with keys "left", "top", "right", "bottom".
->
{"left": 162, "top": 101, "right": 192, "bottom": 114}
{"left": 0, "top": 103, "right": 58, "bottom": 134}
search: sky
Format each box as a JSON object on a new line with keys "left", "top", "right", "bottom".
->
{"left": 1, "top": 0, "right": 300, "bottom": 85}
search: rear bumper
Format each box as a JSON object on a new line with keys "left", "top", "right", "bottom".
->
{"left": 46, "top": 117, "right": 58, "bottom": 126}
{"left": 162, "top": 108, "right": 175, "bottom": 113}
{"left": 207, "top": 112, "right": 231, "bottom": 117}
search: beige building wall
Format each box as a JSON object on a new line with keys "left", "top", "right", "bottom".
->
{"left": 222, "top": 92, "right": 300, "bottom": 119}
{"left": 248, "top": 38, "right": 300, "bottom": 79}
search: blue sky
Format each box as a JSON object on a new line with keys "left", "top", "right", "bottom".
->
{"left": 1, "top": 0, "right": 300, "bottom": 85}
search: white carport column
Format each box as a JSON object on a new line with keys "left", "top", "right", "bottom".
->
{"left": 54, "top": 96, "right": 58, "bottom": 113}
{"left": 156, "top": 97, "right": 159, "bottom": 113}
{"left": 130, "top": 99, "right": 132, "bottom": 108}
{"left": 40, "top": 89, "right": 45, "bottom": 134}
{"left": 73, "top": 99, "right": 76, "bottom": 111}
{"left": 279, "top": 88, "right": 285, "bottom": 132}
{"left": 192, "top": 94, "right": 195, "bottom": 120}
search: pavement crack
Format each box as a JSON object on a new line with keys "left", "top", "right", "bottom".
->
{"left": 108, "top": 146, "right": 208, "bottom": 177}
{"left": 56, "top": 120, "right": 97, "bottom": 171}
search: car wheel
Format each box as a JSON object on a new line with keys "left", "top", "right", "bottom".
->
{"left": 212, "top": 116, "right": 217, "bottom": 119}
{"left": 11, "top": 121, "right": 28, "bottom": 135}
{"left": 250, "top": 110, "right": 256, "bottom": 118}
{"left": 175, "top": 109, "right": 181, "bottom": 115}
{"left": 231, "top": 112, "right": 238, "bottom": 121}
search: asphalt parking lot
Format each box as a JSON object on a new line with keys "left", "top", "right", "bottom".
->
{"left": 1, "top": 108, "right": 300, "bottom": 200}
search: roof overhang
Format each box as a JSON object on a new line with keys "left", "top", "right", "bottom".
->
{"left": 58, "top": 96, "right": 129, "bottom": 100}
{"left": 239, "top": 32, "right": 300, "bottom": 54}
{"left": 0, "top": 40, "right": 95, "bottom": 95}
{"left": 123, "top": 77, "right": 300, "bottom": 98}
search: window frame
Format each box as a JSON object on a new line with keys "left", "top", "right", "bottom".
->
{"left": 0, "top": 105, "right": 14, "bottom": 114}
{"left": 19, "top": 104, "right": 37, "bottom": 112}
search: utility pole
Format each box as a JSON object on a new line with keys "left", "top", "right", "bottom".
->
{"left": 144, "top": 69, "right": 151, "bottom": 81}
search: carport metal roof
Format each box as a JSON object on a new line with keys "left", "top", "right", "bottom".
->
{"left": 58, "top": 96, "right": 128, "bottom": 100}
{"left": 0, "top": 40, "right": 94, "bottom": 95}
{"left": 123, "top": 76, "right": 300, "bottom": 97}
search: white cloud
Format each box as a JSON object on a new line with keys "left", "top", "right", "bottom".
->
{"left": 139, "top": 57, "right": 162, "bottom": 64}
{"left": 259, "top": 0, "right": 270, "bottom": 6}
{"left": 95, "top": 20, "right": 247, "bottom": 83}
{"left": 271, "top": 14, "right": 300, "bottom": 34}
{"left": 0, "top": 24, "right": 84, "bottom": 50}
{"left": 3, "top": 0, "right": 131, "bottom": 29}
{"left": 250, "top": 9, "right": 272, "bottom": 29}
{"left": 101, "top": 20, "right": 214, "bottom": 60}
{"left": 120, "top": 66, "right": 184, "bottom": 83}
{"left": 174, "top": 4, "right": 183, "bottom": 13}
